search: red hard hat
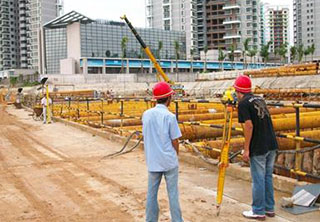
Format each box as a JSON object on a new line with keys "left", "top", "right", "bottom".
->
{"left": 152, "top": 82, "right": 175, "bottom": 99}
{"left": 234, "top": 75, "right": 252, "bottom": 93}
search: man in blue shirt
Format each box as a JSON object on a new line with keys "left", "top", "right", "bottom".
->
{"left": 142, "top": 82, "right": 184, "bottom": 222}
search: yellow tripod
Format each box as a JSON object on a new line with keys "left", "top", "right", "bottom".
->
{"left": 45, "top": 84, "right": 51, "bottom": 124}
{"left": 216, "top": 101, "right": 234, "bottom": 216}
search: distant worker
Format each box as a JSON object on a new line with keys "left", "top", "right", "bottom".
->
{"left": 142, "top": 82, "right": 184, "bottom": 222}
{"left": 234, "top": 75, "right": 278, "bottom": 220}
{"left": 41, "top": 94, "right": 52, "bottom": 124}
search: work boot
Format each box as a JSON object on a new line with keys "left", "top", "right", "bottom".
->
{"left": 242, "top": 210, "right": 266, "bottom": 221}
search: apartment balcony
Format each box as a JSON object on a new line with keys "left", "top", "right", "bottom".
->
{"left": 223, "top": 17, "right": 241, "bottom": 25}
{"left": 146, "top": 0, "right": 152, "bottom": 6}
{"left": 1, "top": 2, "right": 9, "bottom": 7}
{"left": 223, "top": 33, "right": 241, "bottom": 40}
{"left": 0, "top": 8, "right": 9, "bottom": 14}
{"left": 223, "top": 4, "right": 240, "bottom": 10}
{"left": 19, "top": 2, "right": 26, "bottom": 9}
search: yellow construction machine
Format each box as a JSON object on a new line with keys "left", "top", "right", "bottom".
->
{"left": 120, "top": 15, "right": 184, "bottom": 96}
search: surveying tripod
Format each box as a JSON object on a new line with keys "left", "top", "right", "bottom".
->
{"left": 216, "top": 88, "right": 236, "bottom": 216}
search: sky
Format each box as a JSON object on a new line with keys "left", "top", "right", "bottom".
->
{"left": 64, "top": 0, "right": 146, "bottom": 27}
{"left": 64, "top": 0, "right": 294, "bottom": 43}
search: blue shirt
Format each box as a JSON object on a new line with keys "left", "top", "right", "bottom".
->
{"left": 142, "top": 104, "right": 182, "bottom": 172}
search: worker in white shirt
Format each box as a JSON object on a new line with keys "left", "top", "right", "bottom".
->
{"left": 41, "top": 95, "right": 52, "bottom": 124}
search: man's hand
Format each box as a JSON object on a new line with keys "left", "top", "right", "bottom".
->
{"left": 172, "top": 139, "right": 179, "bottom": 155}
{"left": 242, "top": 149, "right": 250, "bottom": 163}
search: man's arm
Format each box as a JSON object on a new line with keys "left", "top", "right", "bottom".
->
{"left": 172, "top": 139, "right": 179, "bottom": 155}
{"left": 242, "top": 120, "right": 253, "bottom": 162}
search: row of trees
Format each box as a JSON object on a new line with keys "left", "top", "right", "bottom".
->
{"left": 120, "top": 36, "right": 182, "bottom": 73}
{"left": 211, "top": 38, "right": 317, "bottom": 71}
{"left": 117, "top": 36, "right": 317, "bottom": 73}
{"left": 290, "top": 44, "right": 316, "bottom": 63}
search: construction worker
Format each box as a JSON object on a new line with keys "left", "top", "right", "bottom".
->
{"left": 41, "top": 94, "right": 52, "bottom": 124}
{"left": 142, "top": 82, "right": 183, "bottom": 222}
{"left": 234, "top": 75, "right": 278, "bottom": 221}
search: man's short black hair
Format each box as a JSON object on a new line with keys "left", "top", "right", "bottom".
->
{"left": 157, "top": 96, "right": 170, "bottom": 104}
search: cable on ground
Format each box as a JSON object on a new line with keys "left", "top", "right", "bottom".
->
{"left": 100, "top": 130, "right": 142, "bottom": 160}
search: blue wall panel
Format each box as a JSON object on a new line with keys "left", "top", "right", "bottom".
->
{"left": 80, "top": 58, "right": 279, "bottom": 70}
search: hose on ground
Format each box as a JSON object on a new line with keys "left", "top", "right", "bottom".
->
{"left": 182, "top": 140, "right": 219, "bottom": 166}
{"left": 100, "top": 130, "right": 142, "bottom": 160}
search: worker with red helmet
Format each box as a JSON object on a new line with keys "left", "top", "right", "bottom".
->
{"left": 234, "top": 75, "right": 278, "bottom": 220}
{"left": 142, "top": 82, "right": 184, "bottom": 222}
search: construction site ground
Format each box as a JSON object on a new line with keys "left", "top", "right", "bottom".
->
{"left": 0, "top": 104, "right": 319, "bottom": 222}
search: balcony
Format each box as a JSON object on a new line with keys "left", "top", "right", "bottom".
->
{"left": 1, "top": 2, "right": 9, "bottom": 7}
{"left": 223, "top": 33, "right": 241, "bottom": 40}
{"left": 146, "top": 0, "right": 152, "bottom": 6}
{"left": 223, "top": 4, "right": 240, "bottom": 10}
{"left": 223, "top": 17, "right": 241, "bottom": 25}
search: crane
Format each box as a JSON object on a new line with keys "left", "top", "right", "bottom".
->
{"left": 120, "top": 15, "right": 184, "bottom": 95}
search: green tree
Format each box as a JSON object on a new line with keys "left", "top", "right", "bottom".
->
{"left": 190, "top": 48, "right": 195, "bottom": 73}
{"left": 260, "top": 42, "right": 271, "bottom": 66}
{"left": 121, "top": 36, "right": 128, "bottom": 73}
{"left": 242, "top": 38, "right": 251, "bottom": 69}
{"left": 228, "top": 45, "right": 235, "bottom": 69}
{"left": 157, "top": 41, "right": 163, "bottom": 60}
{"left": 304, "top": 46, "right": 311, "bottom": 62}
{"left": 278, "top": 43, "right": 288, "bottom": 64}
{"left": 140, "top": 47, "right": 145, "bottom": 73}
{"left": 10, "top": 77, "right": 18, "bottom": 87}
{"left": 218, "top": 48, "right": 226, "bottom": 71}
{"left": 174, "top": 40, "right": 180, "bottom": 73}
{"left": 204, "top": 45, "right": 208, "bottom": 72}
{"left": 309, "top": 43, "right": 315, "bottom": 61}
{"left": 297, "top": 44, "right": 304, "bottom": 63}
{"left": 290, "top": 46, "right": 297, "bottom": 64}
{"left": 247, "top": 46, "right": 258, "bottom": 68}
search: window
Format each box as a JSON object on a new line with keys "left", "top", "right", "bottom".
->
{"left": 163, "top": 5, "right": 170, "bottom": 18}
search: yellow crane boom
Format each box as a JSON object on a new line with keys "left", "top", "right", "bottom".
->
{"left": 120, "top": 15, "right": 184, "bottom": 93}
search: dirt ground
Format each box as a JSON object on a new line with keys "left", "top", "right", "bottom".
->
{"left": 0, "top": 104, "right": 319, "bottom": 222}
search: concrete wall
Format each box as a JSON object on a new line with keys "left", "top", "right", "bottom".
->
{"left": 66, "top": 22, "right": 81, "bottom": 73}
{"left": 41, "top": 73, "right": 320, "bottom": 98}
{"left": 60, "top": 58, "right": 76, "bottom": 74}
{"left": 43, "top": 72, "right": 196, "bottom": 85}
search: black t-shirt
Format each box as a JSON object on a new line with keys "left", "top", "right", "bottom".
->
{"left": 238, "top": 93, "right": 278, "bottom": 157}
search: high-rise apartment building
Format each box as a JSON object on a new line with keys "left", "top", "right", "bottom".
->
{"left": 0, "top": 0, "right": 63, "bottom": 72}
{"left": 206, "top": 0, "right": 261, "bottom": 53}
{"left": 294, "top": 0, "right": 320, "bottom": 61}
{"left": 205, "top": 0, "right": 227, "bottom": 50}
{"left": 146, "top": 0, "right": 199, "bottom": 59}
{"left": 260, "top": 2, "right": 267, "bottom": 47}
{"left": 196, "top": 0, "right": 206, "bottom": 53}
{"left": 264, "top": 5, "right": 290, "bottom": 53}
{"left": 29, "top": 0, "right": 63, "bottom": 71}
{"left": 0, "top": 0, "right": 19, "bottom": 71}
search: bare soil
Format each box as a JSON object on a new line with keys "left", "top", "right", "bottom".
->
{"left": 0, "top": 104, "right": 318, "bottom": 222}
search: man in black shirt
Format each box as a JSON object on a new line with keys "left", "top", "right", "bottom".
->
{"left": 234, "top": 75, "right": 278, "bottom": 221}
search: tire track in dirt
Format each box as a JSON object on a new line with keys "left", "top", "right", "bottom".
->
{"left": 0, "top": 150, "right": 55, "bottom": 221}
{"left": 26, "top": 134, "right": 147, "bottom": 218}
{"left": 0, "top": 105, "right": 144, "bottom": 220}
